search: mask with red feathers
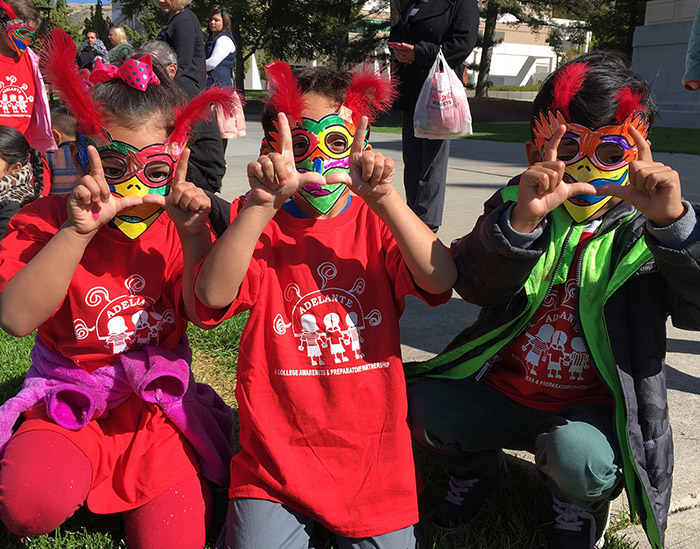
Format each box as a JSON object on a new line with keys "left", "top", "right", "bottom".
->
{"left": 0, "top": 0, "right": 34, "bottom": 57}
{"left": 533, "top": 61, "right": 650, "bottom": 222}
{"left": 263, "top": 61, "right": 395, "bottom": 214}
{"left": 39, "top": 28, "right": 242, "bottom": 237}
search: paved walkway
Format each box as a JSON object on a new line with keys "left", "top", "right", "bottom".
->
{"left": 219, "top": 116, "right": 700, "bottom": 548}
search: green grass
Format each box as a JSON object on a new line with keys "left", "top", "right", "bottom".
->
{"left": 371, "top": 122, "right": 700, "bottom": 155}
{"left": 0, "top": 323, "right": 639, "bottom": 548}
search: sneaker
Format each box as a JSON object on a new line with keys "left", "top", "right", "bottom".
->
{"left": 545, "top": 495, "right": 611, "bottom": 549}
{"left": 431, "top": 468, "right": 504, "bottom": 534}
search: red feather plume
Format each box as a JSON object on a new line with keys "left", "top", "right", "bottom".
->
{"left": 614, "top": 87, "right": 647, "bottom": 122}
{"left": 40, "top": 28, "right": 105, "bottom": 136}
{"left": 342, "top": 62, "right": 397, "bottom": 124}
{"left": 264, "top": 61, "right": 307, "bottom": 125}
{"left": 552, "top": 61, "right": 591, "bottom": 120}
{"left": 169, "top": 86, "right": 244, "bottom": 147}
{"left": 0, "top": 0, "right": 18, "bottom": 20}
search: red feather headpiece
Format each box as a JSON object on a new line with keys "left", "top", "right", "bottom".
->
{"left": 264, "top": 61, "right": 307, "bottom": 126}
{"left": 40, "top": 28, "right": 105, "bottom": 136}
{"left": 613, "top": 87, "right": 647, "bottom": 123}
{"left": 552, "top": 61, "right": 591, "bottom": 120}
{"left": 342, "top": 62, "right": 397, "bottom": 124}
{"left": 170, "top": 86, "right": 243, "bottom": 146}
{"left": 0, "top": 0, "right": 18, "bottom": 20}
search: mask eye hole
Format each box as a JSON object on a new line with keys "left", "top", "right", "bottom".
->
{"left": 16, "top": 28, "right": 33, "bottom": 39}
{"left": 100, "top": 155, "right": 127, "bottom": 180}
{"left": 325, "top": 132, "right": 349, "bottom": 154}
{"left": 292, "top": 134, "right": 310, "bottom": 159}
{"left": 144, "top": 161, "right": 172, "bottom": 184}
{"left": 557, "top": 137, "right": 579, "bottom": 162}
{"left": 596, "top": 142, "right": 626, "bottom": 166}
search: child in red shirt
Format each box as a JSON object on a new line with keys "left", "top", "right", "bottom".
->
{"left": 194, "top": 63, "right": 457, "bottom": 548}
{"left": 0, "top": 29, "right": 238, "bottom": 548}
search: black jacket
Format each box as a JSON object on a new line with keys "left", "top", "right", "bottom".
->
{"left": 389, "top": 0, "right": 479, "bottom": 111}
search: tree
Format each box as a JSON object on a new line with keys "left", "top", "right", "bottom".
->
{"left": 32, "top": 0, "right": 81, "bottom": 42}
{"left": 83, "top": 0, "right": 112, "bottom": 46}
{"left": 587, "top": 0, "right": 646, "bottom": 57}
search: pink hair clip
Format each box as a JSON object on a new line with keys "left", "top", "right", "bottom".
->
{"left": 90, "top": 56, "right": 161, "bottom": 92}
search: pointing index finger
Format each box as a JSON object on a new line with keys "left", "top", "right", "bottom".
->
{"left": 629, "top": 125, "right": 652, "bottom": 162}
{"left": 543, "top": 124, "right": 566, "bottom": 163}
{"left": 87, "top": 145, "right": 111, "bottom": 203}
{"left": 351, "top": 116, "right": 369, "bottom": 159}
{"left": 277, "top": 112, "right": 294, "bottom": 159}
{"left": 173, "top": 147, "right": 190, "bottom": 185}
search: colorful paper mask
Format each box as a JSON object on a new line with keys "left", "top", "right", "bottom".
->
{"left": 84, "top": 130, "right": 181, "bottom": 239}
{"left": 5, "top": 18, "right": 34, "bottom": 56}
{"left": 267, "top": 109, "right": 367, "bottom": 214}
{"left": 532, "top": 109, "right": 650, "bottom": 222}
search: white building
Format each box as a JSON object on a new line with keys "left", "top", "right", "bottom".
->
{"left": 465, "top": 15, "right": 590, "bottom": 87}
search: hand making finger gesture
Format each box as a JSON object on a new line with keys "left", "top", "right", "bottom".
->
{"left": 143, "top": 149, "right": 211, "bottom": 234}
{"left": 246, "top": 112, "right": 325, "bottom": 209}
{"left": 512, "top": 124, "right": 597, "bottom": 233}
{"left": 597, "top": 126, "right": 685, "bottom": 227}
{"left": 68, "top": 145, "right": 145, "bottom": 236}
{"left": 332, "top": 116, "right": 396, "bottom": 206}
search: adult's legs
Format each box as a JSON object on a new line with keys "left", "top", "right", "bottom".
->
{"left": 401, "top": 112, "right": 450, "bottom": 230}
{"left": 0, "top": 430, "right": 92, "bottom": 535}
{"left": 122, "top": 473, "right": 212, "bottom": 549}
{"left": 218, "top": 498, "right": 316, "bottom": 549}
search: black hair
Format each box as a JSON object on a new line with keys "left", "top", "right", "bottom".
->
{"left": 205, "top": 7, "right": 232, "bottom": 42}
{"left": 89, "top": 55, "right": 186, "bottom": 135}
{"left": 50, "top": 105, "right": 77, "bottom": 139}
{"left": 0, "top": 125, "right": 44, "bottom": 196}
{"left": 0, "top": 0, "right": 39, "bottom": 27}
{"left": 261, "top": 66, "right": 353, "bottom": 134}
{"left": 532, "top": 51, "right": 658, "bottom": 134}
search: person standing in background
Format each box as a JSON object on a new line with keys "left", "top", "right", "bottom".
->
{"left": 106, "top": 25, "right": 133, "bottom": 66}
{"left": 389, "top": 0, "right": 479, "bottom": 232}
{"left": 204, "top": 6, "right": 245, "bottom": 152}
{"left": 155, "top": 0, "right": 206, "bottom": 98}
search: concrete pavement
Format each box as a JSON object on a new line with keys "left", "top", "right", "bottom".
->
{"left": 219, "top": 115, "right": 700, "bottom": 548}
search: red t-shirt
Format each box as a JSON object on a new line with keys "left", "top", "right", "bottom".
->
{"left": 0, "top": 196, "right": 188, "bottom": 372}
{"left": 0, "top": 197, "right": 198, "bottom": 513}
{"left": 196, "top": 196, "right": 451, "bottom": 537}
{"left": 0, "top": 52, "right": 35, "bottom": 136}
{"left": 483, "top": 226, "right": 613, "bottom": 411}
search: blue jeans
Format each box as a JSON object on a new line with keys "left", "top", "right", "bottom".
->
{"left": 408, "top": 377, "right": 622, "bottom": 510}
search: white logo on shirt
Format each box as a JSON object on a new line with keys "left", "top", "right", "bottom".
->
{"left": 0, "top": 75, "right": 34, "bottom": 118}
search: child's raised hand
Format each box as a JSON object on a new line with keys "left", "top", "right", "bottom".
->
{"left": 143, "top": 149, "right": 211, "bottom": 234}
{"left": 67, "top": 145, "right": 144, "bottom": 235}
{"left": 246, "top": 112, "right": 325, "bottom": 208}
{"left": 597, "top": 126, "right": 685, "bottom": 226}
{"left": 332, "top": 116, "right": 396, "bottom": 204}
{"left": 512, "top": 124, "right": 597, "bottom": 233}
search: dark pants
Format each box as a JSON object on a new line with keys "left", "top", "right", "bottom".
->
{"left": 401, "top": 111, "right": 450, "bottom": 230}
{"left": 408, "top": 377, "right": 622, "bottom": 510}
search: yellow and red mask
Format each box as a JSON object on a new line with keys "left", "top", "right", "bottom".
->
{"left": 532, "top": 109, "right": 650, "bottom": 223}
{"left": 84, "top": 130, "right": 182, "bottom": 239}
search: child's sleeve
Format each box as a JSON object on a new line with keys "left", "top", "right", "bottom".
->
{"left": 0, "top": 199, "right": 60, "bottom": 293}
{"left": 191, "top": 197, "right": 264, "bottom": 326}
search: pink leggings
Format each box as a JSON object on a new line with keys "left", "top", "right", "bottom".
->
{"left": 0, "top": 430, "right": 212, "bottom": 548}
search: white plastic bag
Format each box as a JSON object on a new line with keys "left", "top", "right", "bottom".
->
{"left": 413, "top": 48, "right": 472, "bottom": 139}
